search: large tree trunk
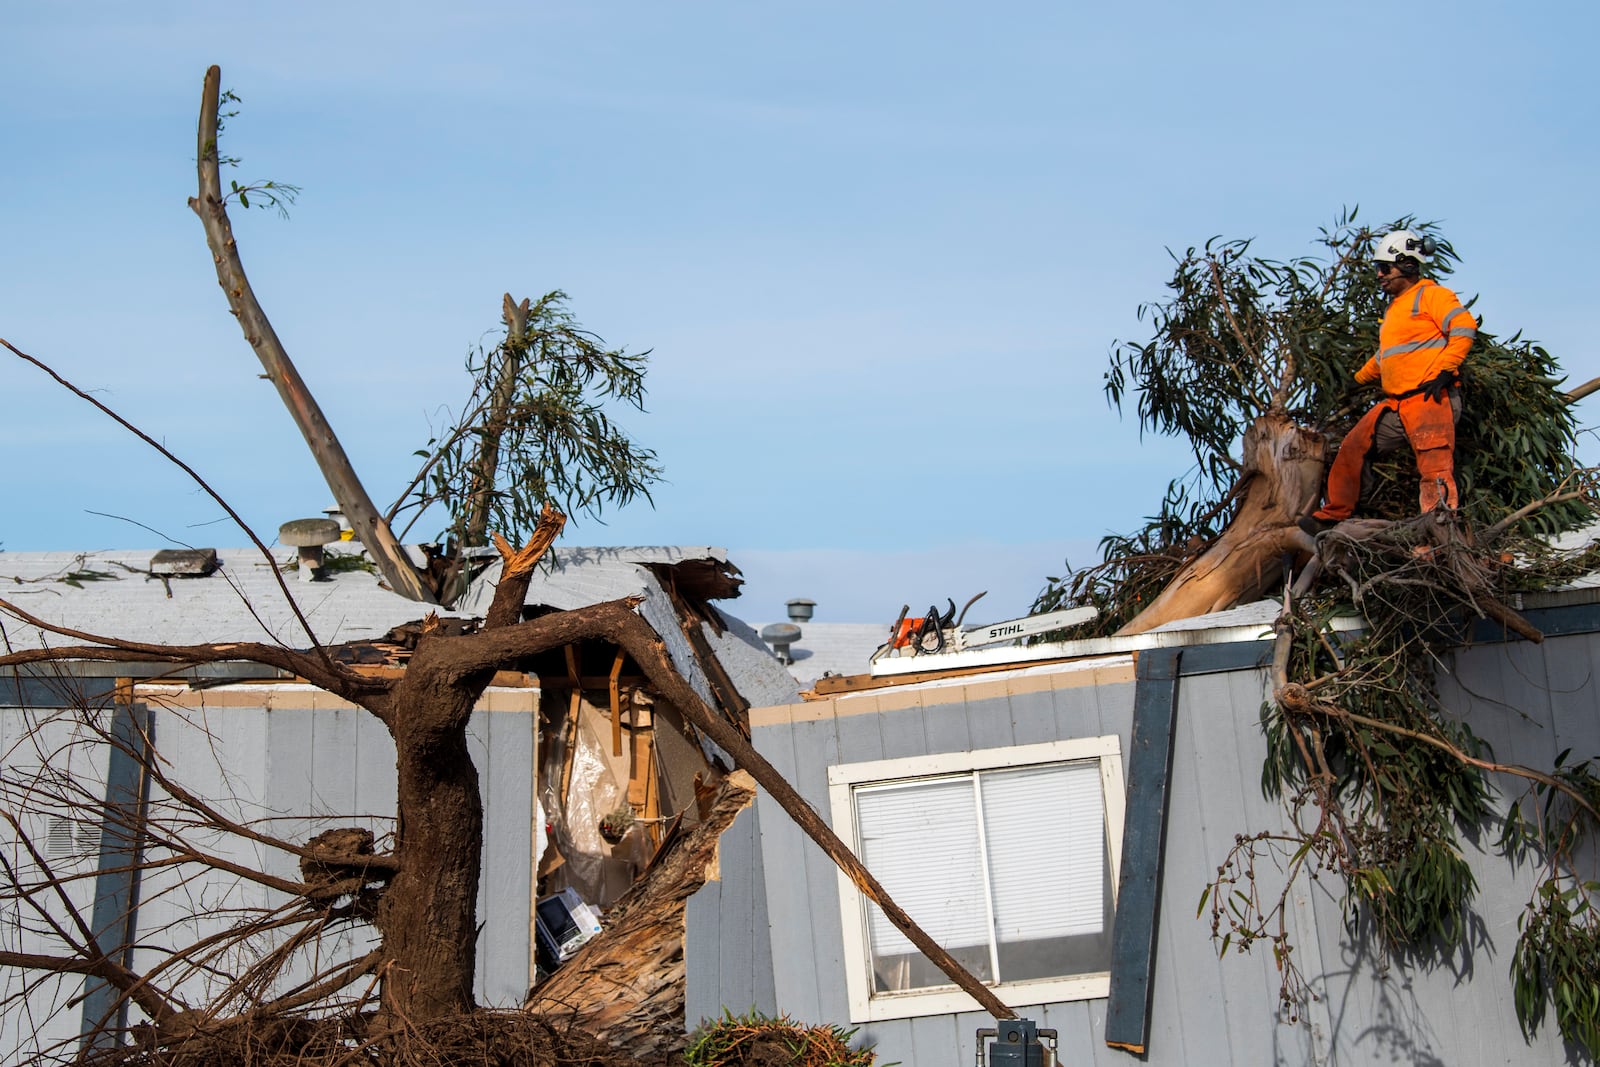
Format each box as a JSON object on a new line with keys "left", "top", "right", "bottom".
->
{"left": 371, "top": 649, "right": 487, "bottom": 1023}
{"left": 1119, "top": 413, "right": 1326, "bottom": 635}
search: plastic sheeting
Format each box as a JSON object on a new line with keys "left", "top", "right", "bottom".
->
{"left": 540, "top": 701, "right": 649, "bottom": 907}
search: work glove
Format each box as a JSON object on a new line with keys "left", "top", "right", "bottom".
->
{"left": 1420, "top": 370, "right": 1457, "bottom": 404}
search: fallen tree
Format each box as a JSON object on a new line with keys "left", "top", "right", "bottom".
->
{"left": 1037, "top": 211, "right": 1600, "bottom": 1052}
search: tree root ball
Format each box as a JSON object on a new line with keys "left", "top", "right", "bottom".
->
{"left": 90, "top": 1009, "right": 679, "bottom": 1067}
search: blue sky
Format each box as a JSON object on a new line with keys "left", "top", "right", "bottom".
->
{"left": 3, "top": 2, "right": 1596, "bottom": 625}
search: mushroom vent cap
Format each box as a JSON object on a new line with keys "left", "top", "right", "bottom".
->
{"left": 279, "top": 518, "right": 343, "bottom": 547}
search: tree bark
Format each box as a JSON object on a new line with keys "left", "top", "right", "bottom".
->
{"left": 1118, "top": 413, "right": 1326, "bottom": 635}
{"left": 6, "top": 531, "right": 1005, "bottom": 1029}
{"left": 370, "top": 639, "right": 486, "bottom": 1023}
{"left": 188, "top": 65, "right": 435, "bottom": 605}
{"left": 461, "top": 295, "right": 529, "bottom": 550}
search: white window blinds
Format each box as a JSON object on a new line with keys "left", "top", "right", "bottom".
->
{"left": 853, "top": 759, "right": 1106, "bottom": 964}
{"left": 980, "top": 761, "right": 1105, "bottom": 940}
{"left": 855, "top": 777, "right": 988, "bottom": 956}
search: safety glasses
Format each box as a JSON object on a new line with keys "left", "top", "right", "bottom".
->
{"left": 1374, "top": 262, "right": 1398, "bottom": 276}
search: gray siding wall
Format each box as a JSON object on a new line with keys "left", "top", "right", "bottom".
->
{"left": 716, "top": 630, "right": 1600, "bottom": 1067}
{"left": 742, "top": 670, "right": 1142, "bottom": 1063}
{"left": 684, "top": 803, "right": 777, "bottom": 1029}
{"left": 1, "top": 688, "right": 536, "bottom": 1063}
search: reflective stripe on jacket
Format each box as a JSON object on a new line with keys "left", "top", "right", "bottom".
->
{"left": 1353, "top": 278, "right": 1477, "bottom": 395}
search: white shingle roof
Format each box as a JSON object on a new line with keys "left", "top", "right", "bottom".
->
{"left": 0, "top": 547, "right": 450, "bottom": 650}
{"left": 0, "top": 546, "right": 801, "bottom": 709}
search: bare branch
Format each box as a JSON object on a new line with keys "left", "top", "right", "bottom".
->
{"left": 251, "top": 948, "right": 383, "bottom": 1018}
{"left": 1205, "top": 256, "right": 1273, "bottom": 410}
{"left": 1565, "top": 375, "right": 1600, "bottom": 403}
{"left": 0, "top": 813, "right": 185, "bottom": 1024}
{"left": 1482, "top": 470, "right": 1598, "bottom": 541}
{"left": 0, "top": 596, "right": 386, "bottom": 704}
{"left": 187, "top": 64, "right": 435, "bottom": 605}
{"left": 1277, "top": 683, "right": 1600, "bottom": 822}
{"left": 0, "top": 338, "right": 337, "bottom": 670}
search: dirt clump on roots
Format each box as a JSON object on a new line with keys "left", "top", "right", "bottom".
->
{"left": 78, "top": 1010, "right": 677, "bottom": 1067}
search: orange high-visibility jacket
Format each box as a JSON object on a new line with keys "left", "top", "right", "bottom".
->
{"left": 1353, "top": 279, "right": 1477, "bottom": 395}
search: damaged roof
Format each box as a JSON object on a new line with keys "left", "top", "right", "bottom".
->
{"left": 458, "top": 545, "right": 799, "bottom": 711}
{"left": 0, "top": 546, "right": 802, "bottom": 709}
{"left": 749, "top": 621, "right": 888, "bottom": 688}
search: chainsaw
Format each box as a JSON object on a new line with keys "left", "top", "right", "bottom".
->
{"left": 872, "top": 592, "right": 1099, "bottom": 661}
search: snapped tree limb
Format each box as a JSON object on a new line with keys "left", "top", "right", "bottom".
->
{"left": 187, "top": 65, "right": 435, "bottom": 605}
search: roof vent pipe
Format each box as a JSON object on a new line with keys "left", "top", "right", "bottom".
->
{"left": 760, "top": 623, "right": 802, "bottom": 666}
{"left": 786, "top": 598, "right": 816, "bottom": 623}
{"left": 322, "top": 504, "right": 353, "bottom": 538}
{"left": 279, "top": 518, "right": 343, "bottom": 582}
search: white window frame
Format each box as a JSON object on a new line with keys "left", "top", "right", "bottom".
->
{"left": 828, "top": 736, "right": 1125, "bottom": 1022}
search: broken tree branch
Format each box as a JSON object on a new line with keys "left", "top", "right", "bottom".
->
{"left": 1277, "top": 683, "right": 1600, "bottom": 823}
{"left": 0, "top": 597, "right": 383, "bottom": 706}
{"left": 439, "top": 595, "right": 1014, "bottom": 1016}
{"left": 603, "top": 610, "right": 1018, "bottom": 1020}
{"left": 0, "top": 814, "right": 184, "bottom": 1026}
{"left": 484, "top": 504, "right": 567, "bottom": 630}
{"left": 187, "top": 64, "right": 434, "bottom": 606}
{"left": 462, "top": 295, "right": 532, "bottom": 550}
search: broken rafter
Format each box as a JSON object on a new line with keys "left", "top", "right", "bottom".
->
{"left": 608, "top": 647, "right": 626, "bottom": 757}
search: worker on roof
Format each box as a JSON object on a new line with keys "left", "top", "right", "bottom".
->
{"left": 1304, "top": 228, "right": 1477, "bottom": 528}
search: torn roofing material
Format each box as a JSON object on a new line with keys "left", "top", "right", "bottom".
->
{"left": 457, "top": 544, "right": 797, "bottom": 713}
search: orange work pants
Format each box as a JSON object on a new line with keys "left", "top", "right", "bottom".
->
{"left": 1313, "top": 391, "right": 1459, "bottom": 521}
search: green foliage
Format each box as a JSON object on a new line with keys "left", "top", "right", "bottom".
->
{"left": 1037, "top": 208, "right": 1592, "bottom": 633}
{"left": 1501, "top": 757, "right": 1600, "bottom": 1048}
{"left": 284, "top": 550, "right": 376, "bottom": 576}
{"left": 395, "top": 290, "right": 662, "bottom": 550}
{"left": 1512, "top": 878, "right": 1600, "bottom": 1052}
{"left": 212, "top": 89, "right": 302, "bottom": 217}
{"left": 224, "top": 177, "right": 301, "bottom": 218}
{"left": 685, "top": 1009, "right": 881, "bottom": 1066}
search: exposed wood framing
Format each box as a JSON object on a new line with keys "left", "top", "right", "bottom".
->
{"left": 608, "top": 647, "right": 626, "bottom": 757}
{"left": 558, "top": 645, "right": 583, "bottom": 804}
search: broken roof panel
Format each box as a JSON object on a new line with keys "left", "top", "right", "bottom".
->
{"left": 457, "top": 545, "right": 798, "bottom": 712}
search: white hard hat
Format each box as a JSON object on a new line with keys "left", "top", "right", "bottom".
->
{"left": 1374, "top": 229, "right": 1437, "bottom": 264}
